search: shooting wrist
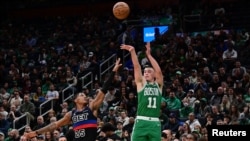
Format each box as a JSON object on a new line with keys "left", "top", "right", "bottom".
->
{"left": 101, "top": 71, "right": 115, "bottom": 94}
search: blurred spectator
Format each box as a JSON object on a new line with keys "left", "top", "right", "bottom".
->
{"left": 211, "top": 105, "right": 224, "bottom": 123}
{"left": 222, "top": 42, "right": 237, "bottom": 70}
{"left": 179, "top": 98, "right": 194, "bottom": 120}
{"left": 159, "top": 109, "right": 169, "bottom": 130}
{"left": 0, "top": 105, "right": 8, "bottom": 120}
{"left": 32, "top": 116, "right": 47, "bottom": 131}
{"left": 0, "top": 88, "right": 10, "bottom": 101}
{"left": 125, "top": 92, "right": 137, "bottom": 117}
{"left": 175, "top": 122, "right": 191, "bottom": 139}
{"left": 102, "top": 107, "right": 118, "bottom": 124}
{"left": 0, "top": 132, "right": 4, "bottom": 141}
{"left": 115, "top": 121, "right": 123, "bottom": 138}
{"left": 161, "top": 129, "right": 173, "bottom": 141}
{"left": 9, "top": 90, "right": 23, "bottom": 107}
{"left": 19, "top": 94, "right": 36, "bottom": 121}
{"left": 185, "top": 112, "right": 201, "bottom": 132}
{"left": 104, "top": 87, "right": 121, "bottom": 108}
{"left": 163, "top": 113, "right": 181, "bottom": 133}
{"left": 45, "top": 84, "right": 59, "bottom": 100}
{"left": 219, "top": 95, "right": 231, "bottom": 115}
{"left": 189, "top": 69, "right": 198, "bottom": 85}
{"left": 32, "top": 86, "right": 46, "bottom": 106}
{"left": 100, "top": 122, "right": 122, "bottom": 141}
{"left": 7, "top": 104, "right": 22, "bottom": 129}
{"left": 117, "top": 111, "right": 130, "bottom": 127}
{"left": 182, "top": 77, "right": 194, "bottom": 94}
{"left": 163, "top": 89, "right": 182, "bottom": 112}
{"left": 194, "top": 97, "right": 211, "bottom": 119}
{"left": 0, "top": 112, "right": 9, "bottom": 136}
{"left": 210, "top": 86, "right": 224, "bottom": 105}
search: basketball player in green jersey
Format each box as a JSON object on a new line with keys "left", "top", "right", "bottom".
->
{"left": 121, "top": 42, "right": 163, "bottom": 141}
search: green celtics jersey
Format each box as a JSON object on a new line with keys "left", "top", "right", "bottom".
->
{"left": 137, "top": 82, "right": 162, "bottom": 117}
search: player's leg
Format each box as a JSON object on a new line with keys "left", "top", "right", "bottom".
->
{"left": 131, "top": 119, "right": 148, "bottom": 141}
{"left": 149, "top": 120, "right": 161, "bottom": 141}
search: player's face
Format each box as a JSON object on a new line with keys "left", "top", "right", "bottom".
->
{"left": 75, "top": 93, "right": 89, "bottom": 104}
{"left": 143, "top": 68, "right": 155, "bottom": 81}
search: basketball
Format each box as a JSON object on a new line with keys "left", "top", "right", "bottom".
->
{"left": 113, "top": 2, "right": 130, "bottom": 20}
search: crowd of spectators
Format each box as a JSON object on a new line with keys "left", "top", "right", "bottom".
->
{"left": 0, "top": 1, "right": 250, "bottom": 141}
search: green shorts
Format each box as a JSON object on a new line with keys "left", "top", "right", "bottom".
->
{"left": 131, "top": 116, "right": 161, "bottom": 141}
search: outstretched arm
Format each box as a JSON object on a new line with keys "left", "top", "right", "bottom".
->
{"left": 120, "top": 44, "right": 143, "bottom": 86}
{"left": 24, "top": 112, "right": 71, "bottom": 139}
{"left": 90, "top": 58, "right": 122, "bottom": 114}
{"left": 145, "top": 42, "right": 164, "bottom": 88}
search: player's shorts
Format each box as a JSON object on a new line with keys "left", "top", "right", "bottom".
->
{"left": 131, "top": 116, "right": 161, "bottom": 141}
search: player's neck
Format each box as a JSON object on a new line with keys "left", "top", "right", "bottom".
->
{"left": 76, "top": 104, "right": 86, "bottom": 111}
{"left": 146, "top": 80, "right": 155, "bottom": 84}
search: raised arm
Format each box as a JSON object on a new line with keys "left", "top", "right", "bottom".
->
{"left": 24, "top": 112, "right": 71, "bottom": 139}
{"left": 89, "top": 58, "right": 122, "bottom": 115}
{"left": 120, "top": 44, "right": 143, "bottom": 86}
{"left": 145, "top": 42, "right": 164, "bottom": 88}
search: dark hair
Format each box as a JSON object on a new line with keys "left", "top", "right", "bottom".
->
{"left": 161, "top": 132, "right": 167, "bottom": 138}
{"left": 101, "top": 123, "right": 116, "bottom": 132}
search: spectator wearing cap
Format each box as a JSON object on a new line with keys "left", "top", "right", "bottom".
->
{"left": 183, "top": 89, "right": 197, "bottom": 108}
{"left": 197, "top": 57, "right": 208, "bottom": 73}
{"left": 163, "top": 113, "right": 180, "bottom": 133}
{"left": 175, "top": 71, "right": 184, "bottom": 85}
{"left": 100, "top": 122, "right": 122, "bottom": 141}
{"left": 102, "top": 107, "right": 118, "bottom": 124}
{"left": 0, "top": 132, "right": 4, "bottom": 141}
